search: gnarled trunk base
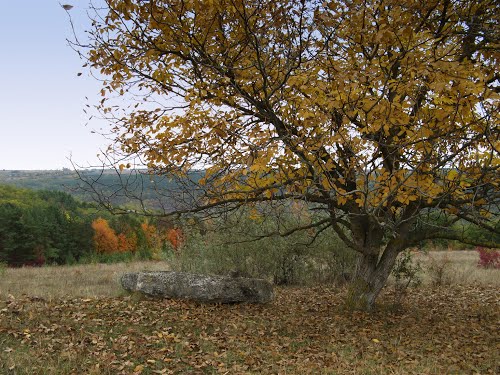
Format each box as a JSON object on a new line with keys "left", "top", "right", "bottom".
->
{"left": 346, "top": 249, "right": 399, "bottom": 310}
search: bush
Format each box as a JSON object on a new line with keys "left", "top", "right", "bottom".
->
{"left": 169, "top": 208, "right": 356, "bottom": 286}
{"left": 391, "top": 250, "right": 422, "bottom": 304}
{"left": 476, "top": 247, "right": 500, "bottom": 269}
{"left": 427, "top": 252, "right": 453, "bottom": 286}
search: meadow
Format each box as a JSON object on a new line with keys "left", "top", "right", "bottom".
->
{"left": 0, "top": 250, "right": 498, "bottom": 374}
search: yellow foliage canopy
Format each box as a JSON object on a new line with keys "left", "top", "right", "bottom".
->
{"left": 84, "top": 0, "right": 499, "bottom": 250}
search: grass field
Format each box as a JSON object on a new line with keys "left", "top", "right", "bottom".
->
{"left": 415, "top": 249, "right": 500, "bottom": 287}
{"left": 0, "top": 250, "right": 499, "bottom": 374}
{"left": 0, "top": 261, "right": 172, "bottom": 300}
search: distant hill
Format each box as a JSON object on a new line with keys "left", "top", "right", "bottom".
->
{"left": 0, "top": 169, "right": 86, "bottom": 195}
{"left": 0, "top": 169, "right": 203, "bottom": 212}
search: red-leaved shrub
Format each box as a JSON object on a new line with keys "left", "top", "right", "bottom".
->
{"left": 476, "top": 247, "right": 500, "bottom": 269}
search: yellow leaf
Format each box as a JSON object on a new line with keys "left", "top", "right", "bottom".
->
{"left": 372, "top": 338, "right": 380, "bottom": 343}
{"left": 446, "top": 170, "right": 458, "bottom": 181}
{"left": 355, "top": 197, "right": 364, "bottom": 207}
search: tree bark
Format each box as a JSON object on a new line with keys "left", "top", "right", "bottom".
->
{"left": 348, "top": 244, "right": 401, "bottom": 310}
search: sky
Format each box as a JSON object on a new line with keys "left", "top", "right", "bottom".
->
{"left": 0, "top": 1, "right": 110, "bottom": 170}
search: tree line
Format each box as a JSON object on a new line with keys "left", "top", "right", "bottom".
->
{"left": 0, "top": 185, "right": 182, "bottom": 267}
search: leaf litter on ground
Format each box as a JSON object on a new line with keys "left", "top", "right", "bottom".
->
{"left": 0, "top": 285, "right": 498, "bottom": 374}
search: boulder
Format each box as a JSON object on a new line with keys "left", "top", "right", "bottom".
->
{"left": 121, "top": 271, "right": 274, "bottom": 304}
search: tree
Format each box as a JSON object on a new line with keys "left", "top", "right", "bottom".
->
{"left": 117, "top": 232, "right": 138, "bottom": 252}
{"left": 140, "top": 221, "right": 166, "bottom": 259}
{"left": 92, "top": 218, "right": 120, "bottom": 253}
{"left": 81, "top": 0, "right": 499, "bottom": 309}
{"left": 167, "top": 227, "right": 185, "bottom": 252}
{"left": 0, "top": 186, "right": 94, "bottom": 266}
{"left": 0, "top": 203, "right": 37, "bottom": 266}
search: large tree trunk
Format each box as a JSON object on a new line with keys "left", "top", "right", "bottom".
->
{"left": 347, "top": 245, "right": 400, "bottom": 310}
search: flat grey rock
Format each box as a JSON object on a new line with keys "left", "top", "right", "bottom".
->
{"left": 121, "top": 271, "right": 274, "bottom": 304}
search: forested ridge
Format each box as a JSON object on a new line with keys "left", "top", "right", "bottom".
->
{"left": 0, "top": 169, "right": 202, "bottom": 210}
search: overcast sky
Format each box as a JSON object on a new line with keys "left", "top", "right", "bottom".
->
{"left": 0, "top": 1, "right": 110, "bottom": 170}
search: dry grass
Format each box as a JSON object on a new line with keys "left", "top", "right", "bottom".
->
{"left": 0, "top": 261, "right": 171, "bottom": 300}
{"left": 0, "top": 250, "right": 498, "bottom": 301}
{"left": 415, "top": 249, "right": 499, "bottom": 287}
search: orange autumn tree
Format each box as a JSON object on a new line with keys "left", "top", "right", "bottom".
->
{"left": 140, "top": 221, "right": 165, "bottom": 259}
{"left": 117, "top": 232, "right": 138, "bottom": 253}
{"left": 141, "top": 220, "right": 184, "bottom": 255}
{"left": 82, "top": 0, "right": 499, "bottom": 309}
{"left": 167, "top": 228, "right": 184, "bottom": 252}
{"left": 91, "top": 218, "right": 119, "bottom": 254}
